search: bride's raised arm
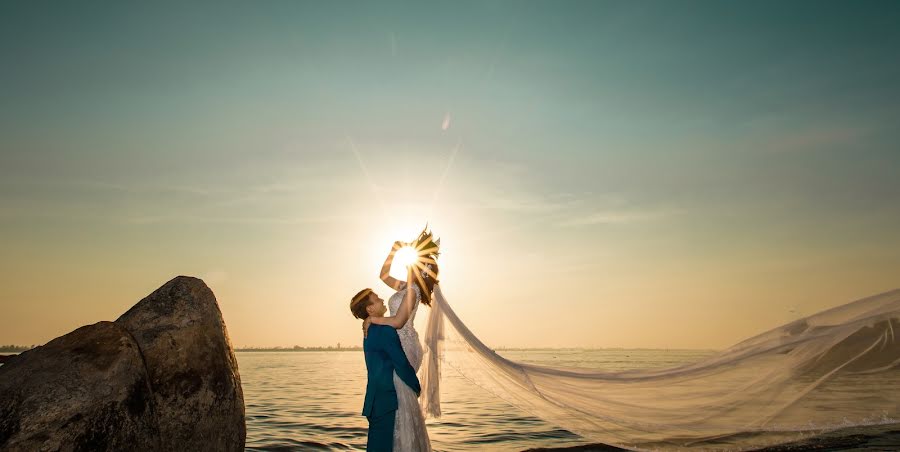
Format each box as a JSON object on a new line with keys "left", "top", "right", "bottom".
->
{"left": 379, "top": 240, "right": 408, "bottom": 292}
{"left": 367, "top": 266, "right": 417, "bottom": 330}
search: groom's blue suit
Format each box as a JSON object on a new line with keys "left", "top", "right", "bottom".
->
{"left": 363, "top": 324, "right": 421, "bottom": 452}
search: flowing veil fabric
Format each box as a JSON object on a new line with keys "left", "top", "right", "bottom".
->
{"left": 419, "top": 284, "right": 444, "bottom": 418}
{"left": 420, "top": 285, "right": 900, "bottom": 450}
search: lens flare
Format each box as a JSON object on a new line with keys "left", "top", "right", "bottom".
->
{"left": 394, "top": 246, "right": 418, "bottom": 268}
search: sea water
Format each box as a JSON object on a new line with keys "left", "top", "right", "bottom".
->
{"left": 239, "top": 349, "right": 717, "bottom": 451}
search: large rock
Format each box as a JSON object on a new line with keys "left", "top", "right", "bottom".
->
{"left": 0, "top": 321, "right": 160, "bottom": 451}
{"left": 117, "top": 276, "right": 245, "bottom": 451}
{"left": 0, "top": 276, "right": 245, "bottom": 451}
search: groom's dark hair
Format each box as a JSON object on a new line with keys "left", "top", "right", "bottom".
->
{"left": 350, "top": 288, "right": 373, "bottom": 320}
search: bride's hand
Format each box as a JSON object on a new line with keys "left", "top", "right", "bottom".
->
{"left": 363, "top": 317, "right": 372, "bottom": 338}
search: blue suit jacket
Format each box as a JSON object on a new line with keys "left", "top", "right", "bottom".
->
{"left": 362, "top": 324, "right": 421, "bottom": 418}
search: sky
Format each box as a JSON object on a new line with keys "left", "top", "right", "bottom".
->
{"left": 1, "top": 1, "right": 899, "bottom": 350}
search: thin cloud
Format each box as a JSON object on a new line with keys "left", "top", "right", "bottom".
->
{"left": 461, "top": 185, "right": 678, "bottom": 229}
{"left": 121, "top": 214, "right": 358, "bottom": 226}
{"left": 558, "top": 207, "right": 681, "bottom": 227}
{"left": 13, "top": 177, "right": 348, "bottom": 208}
{"left": 473, "top": 193, "right": 581, "bottom": 213}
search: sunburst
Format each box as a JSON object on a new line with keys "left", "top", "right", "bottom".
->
{"left": 405, "top": 232, "right": 440, "bottom": 294}
{"left": 393, "top": 246, "right": 418, "bottom": 268}
{"left": 394, "top": 235, "right": 440, "bottom": 281}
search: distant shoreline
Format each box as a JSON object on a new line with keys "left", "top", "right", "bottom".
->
{"left": 5, "top": 345, "right": 721, "bottom": 354}
{"left": 233, "top": 347, "right": 720, "bottom": 352}
{"left": 236, "top": 347, "right": 363, "bottom": 352}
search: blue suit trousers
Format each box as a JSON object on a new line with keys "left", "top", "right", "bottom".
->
{"left": 366, "top": 409, "right": 396, "bottom": 452}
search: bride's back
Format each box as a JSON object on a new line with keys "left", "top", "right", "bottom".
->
{"left": 388, "top": 284, "right": 421, "bottom": 332}
{"left": 389, "top": 284, "right": 425, "bottom": 371}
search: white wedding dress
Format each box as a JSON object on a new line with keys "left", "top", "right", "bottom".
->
{"left": 388, "top": 284, "right": 431, "bottom": 452}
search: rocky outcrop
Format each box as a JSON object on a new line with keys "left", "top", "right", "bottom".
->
{"left": 0, "top": 276, "right": 245, "bottom": 451}
{"left": 0, "top": 322, "right": 159, "bottom": 451}
{"left": 117, "top": 276, "right": 245, "bottom": 451}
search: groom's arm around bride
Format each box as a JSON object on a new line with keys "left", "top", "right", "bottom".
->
{"left": 351, "top": 287, "right": 421, "bottom": 451}
{"left": 367, "top": 324, "right": 421, "bottom": 399}
{"left": 363, "top": 324, "right": 421, "bottom": 451}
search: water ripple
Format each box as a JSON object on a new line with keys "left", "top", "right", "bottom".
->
{"left": 237, "top": 349, "right": 899, "bottom": 451}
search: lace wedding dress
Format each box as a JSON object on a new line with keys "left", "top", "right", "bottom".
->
{"left": 388, "top": 284, "right": 431, "bottom": 452}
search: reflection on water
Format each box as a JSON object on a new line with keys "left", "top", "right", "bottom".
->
{"left": 239, "top": 349, "right": 715, "bottom": 451}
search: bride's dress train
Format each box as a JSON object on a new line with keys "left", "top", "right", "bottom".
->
{"left": 389, "top": 284, "right": 431, "bottom": 452}
{"left": 421, "top": 285, "right": 900, "bottom": 451}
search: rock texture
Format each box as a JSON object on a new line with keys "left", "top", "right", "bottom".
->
{"left": 117, "top": 276, "right": 245, "bottom": 451}
{"left": 0, "top": 276, "right": 245, "bottom": 452}
{"left": 0, "top": 322, "right": 159, "bottom": 451}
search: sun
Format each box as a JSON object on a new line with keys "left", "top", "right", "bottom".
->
{"left": 394, "top": 246, "right": 419, "bottom": 268}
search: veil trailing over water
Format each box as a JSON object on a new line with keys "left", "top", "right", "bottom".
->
{"left": 419, "top": 285, "right": 900, "bottom": 451}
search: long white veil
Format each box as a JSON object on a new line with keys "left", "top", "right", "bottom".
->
{"left": 419, "top": 285, "right": 900, "bottom": 450}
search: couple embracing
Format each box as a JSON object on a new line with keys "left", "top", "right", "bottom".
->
{"left": 349, "top": 229, "right": 440, "bottom": 452}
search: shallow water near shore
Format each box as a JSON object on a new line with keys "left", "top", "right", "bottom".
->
{"left": 238, "top": 349, "right": 900, "bottom": 451}
{"left": 238, "top": 349, "right": 712, "bottom": 451}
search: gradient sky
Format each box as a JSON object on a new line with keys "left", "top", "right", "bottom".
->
{"left": 2, "top": 1, "right": 899, "bottom": 349}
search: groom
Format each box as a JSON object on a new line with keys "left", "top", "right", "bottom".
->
{"left": 350, "top": 288, "right": 421, "bottom": 452}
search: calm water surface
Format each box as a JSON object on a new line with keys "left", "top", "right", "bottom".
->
{"left": 238, "top": 349, "right": 715, "bottom": 451}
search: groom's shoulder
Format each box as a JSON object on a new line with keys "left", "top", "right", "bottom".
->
{"left": 368, "top": 324, "right": 396, "bottom": 338}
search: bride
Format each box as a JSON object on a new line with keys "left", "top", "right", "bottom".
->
{"left": 362, "top": 228, "right": 440, "bottom": 452}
